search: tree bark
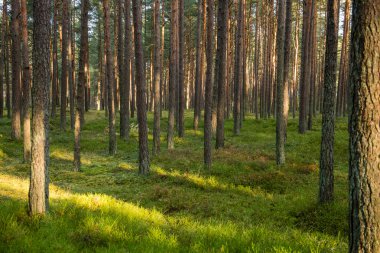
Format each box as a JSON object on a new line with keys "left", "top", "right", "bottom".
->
{"left": 234, "top": 0, "right": 244, "bottom": 135}
{"left": 21, "top": 0, "right": 31, "bottom": 162}
{"left": 193, "top": 0, "right": 204, "bottom": 131}
{"left": 103, "top": 0, "right": 117, "bottom": 155}
{"left": 178, "top": 0, "right": 185, "bottom": 138}
{"left": 319, "top": 0, "right": 340, "bottom": 203}
{"left": 275, "top": 0, "right": 286, "bottom": 165}
{"left": 60, "top": 0, "right": 69, "bottom": 131}
{"left": 11, "top": 0, "right": 22, "bottom": 140}
{"left": 152, "top": 0, "right": 161, "bottom": 155}
{"left": 74, "top": 0, "right": 89, "bottom": 172}
{"left": 204, "top": 0, "right": 214, "bottom": 169}
{"left": 349, "top": 1, "right": 380, "bottom": 251}
{"left": 167, "top": 0, "right": 178, "bottom": 150}
{"left": 132, "top": 0, "right": 150, "bottom": 174}
{"left": 215, "top": 0, "right": 228, "bottom": 149}
{"left": 123, "top": 0, "right": 132, "bottom": 140}
{"left": 29, "top": 0, "right": 51, "bottom": 215}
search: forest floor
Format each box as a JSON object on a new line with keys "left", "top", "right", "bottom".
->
{"left": 0, "top": 110, "right": 349, "bottom": 252}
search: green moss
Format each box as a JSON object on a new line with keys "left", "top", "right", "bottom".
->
{"left": 0, "top": 111, "right": 348, "bottom": 252}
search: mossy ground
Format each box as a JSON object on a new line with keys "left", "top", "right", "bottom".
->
{"left": 0, "top": 110, "right": 349, "bottom": 252}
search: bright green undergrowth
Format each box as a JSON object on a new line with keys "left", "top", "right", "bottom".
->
{"left": 0, "top": 111, "right": 349, "bottom": 252}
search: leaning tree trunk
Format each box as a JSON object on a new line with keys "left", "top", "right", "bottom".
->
{"left": 11, "top": 0, "right": 22, "bottom": 140}
{"left": 349, "top": 1, "right": 380, "bottom": 252}
{"left": 132, "top": 0, "right": 150, "bottom": 174}
{"left": 29, "top": 0, "right": 51, "bottom": 216}
{"left": 319, "top": 0, "right": 339, "bottom": 203}
{"left": 103, "top": 0, "right": 117, "bottom": 155}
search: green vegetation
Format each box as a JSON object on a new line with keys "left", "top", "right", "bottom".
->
{"left": 0, "top": 111, "right": 348, "bottom": 252}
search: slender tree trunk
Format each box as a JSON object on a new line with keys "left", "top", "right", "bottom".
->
{"left": 215, "top": 0, "right": 228, "bottom": 149}
{"left": 5, "top": 8, "right": 10, "bottom": 120}
{"left": 319, "top": 0, "right": 340, "bottom": 203}
{"left": 349, "top": 1, "right": 380, "bottom": 251}
{"left": 193, "top": 0, "right": 203, "bottom": 131}
{"left": 204, "top": 0, "right": 214, "bottom": 169}
{"left": 60, "top": 0, "right": 69, "bottom": 131}
{"left": 178, "top": 0, "right": 185, "bottom": 138}
{"left": 74, "top": 0, "right": 89, "bottom": 172}
{"left": 21, "top": 0, "right": 31, "bottom": 162}
{"left": 0, "top": 1, "right": 5, "bottom": 119}
{"left": 275, "top": 0, "right": 286, "bottom": 165}
{"left": 118, "top": 0, "right": 127, "bottom": 139}
{"left": 152, "top": 0, "right": 161, "bottom": 155}
{"left": 336, "top": 0, "right": 350, "bottom": 118}
{"left": 103, "top": 0, "right": 117, "bottom": 155}
{"left": 167, "top": 0, "right": 178, "bottom": 150}
{"left": 68, "top": 1, "right": 75, "bottom": 130}
{"left": 298, "top": 0, "right": 312, "bottom": 134}
{"left": 11, "top": 0, "right": 22, "bottom": 140}
{"left": 132, "top": 0, "right": 150, "bottom": 174}
{"left": 123, "top": 0, "right": 132, "bottom": 140}
{"left": 29, "top": 0, "right": 51, "bottom": 216}
{"left": 51, "top": 1, "right": 59, "bottom": 118}
{"left": 234, "top": 0, "right": 244, "bottom": 135}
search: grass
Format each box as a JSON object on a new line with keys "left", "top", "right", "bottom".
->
{"left": 0, "top": 110, "right": 349, "bottom": 252}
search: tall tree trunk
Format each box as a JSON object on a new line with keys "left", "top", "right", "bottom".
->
{"left": 103, "top": 0, "right": 117, "bottom": 155}
{"left": 298, "top": 0, "right": 312, "bottom": 134}
{"left": 132, "top": 0, "right": 150, "bottom": 174}
{"left": 29, "top": 0, "right": 51, "bottom": 216}
{"left": 336, "top": 0, "right": 351, "bottom": 118}
{"left": 193, "top": 0, "right": 203, "bottom": 131}
{"left": 319, "top": 0, "right": 340, "bottom": 203}
{"left": 152, "top": 0, "right": 161, "bottom": 155}
{"left": 167, "top": 0, "right": 178, "bottom": 150}
{"left": 204, "top": 0, "right": 214, "bottom": 169}
{"left": 275, "top": 0, "right": 286, "bottom": 165}
{"left": 215, "top": 0, "right": 228, "bottom": 149}
{"left": 51, "top": 1, "right": 59, "bottom": 118}
{"left": 283, "top": 0, "right": 292, "bottom": 133}
{"left": 123, "top": 0, "right": 132, "bottom": 140}
{"left": 11, "top": 0, "right": 22, "bottom": 140}
{"left": 68, "top": 1, "right": 75, "bottom": 130}
{"left": 0, "top": 1, "right": 5, "bottom": 119}
{"left": 349, "top": 1, "right": 380, "bottom": 251}
{"left": 234, "top": 0, "right": 244, "bottom": 135}
{"left": 74, "top": 0, "right": 89, "bottom": 172}
{"left": 119, "top": 0, "right": 127, "bottom": 139}
{"left": 60, "top": 0, "right": 69, "bottom": 131}
{"left": 21, "top": 0, "right": 31, "bottom": 162}
{"left": 5, "top": 6, "right": 10, "bottom": 120}
{"left": 178, "top": 0, "right": 185, "bottom": 138}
